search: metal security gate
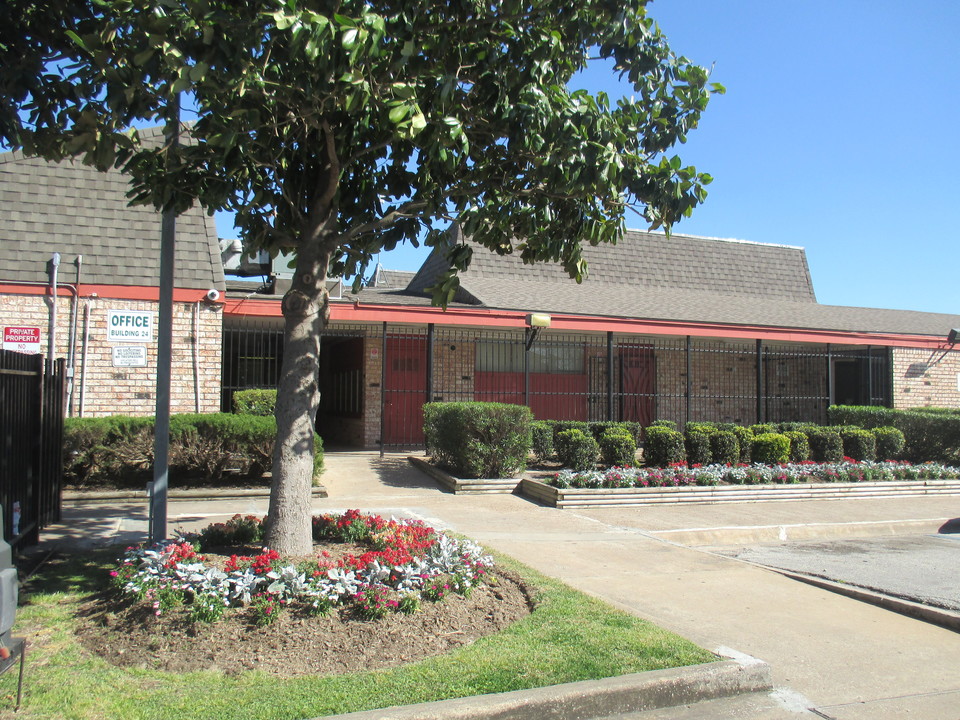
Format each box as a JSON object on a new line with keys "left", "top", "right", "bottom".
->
{"left": 0, "top": 350, "right": 64, "bottom": 547}
{"left": 218, "top": 319, "right": 893, "bottom": 452}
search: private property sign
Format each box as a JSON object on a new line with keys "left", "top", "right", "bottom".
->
{"left": 107, "top": 310, "right": 153, "bottom": 342}
{"left": 3, "top": 326, "right": 41, "bottom": 354}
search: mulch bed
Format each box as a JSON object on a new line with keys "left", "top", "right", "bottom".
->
{"left": 73, "top": 546, "right": 535, "bottom": 677}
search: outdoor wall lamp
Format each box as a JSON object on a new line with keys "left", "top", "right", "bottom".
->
{"left": 525, "top": 313, "right": 551, "bottom": 351}
{"left": 948, "top": 328, "right": 959, "bottom": 345}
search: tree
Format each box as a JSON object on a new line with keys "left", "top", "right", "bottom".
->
{"left": 2, "top": 0, "right": 722, "bottom": 554}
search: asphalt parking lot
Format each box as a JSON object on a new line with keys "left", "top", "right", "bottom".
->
{"left": 715, "top": 532, "right": 960, "bottom": 613}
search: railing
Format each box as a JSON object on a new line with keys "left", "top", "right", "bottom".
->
{"left": 0, "top": 350, "right": 64, "bottom": 547}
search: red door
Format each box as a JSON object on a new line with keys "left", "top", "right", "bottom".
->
{"left": 383, "top": 336, "right": 427, "bottom": 446}
{"left": 619, "top": 345, "right": 655, "bottom": 426}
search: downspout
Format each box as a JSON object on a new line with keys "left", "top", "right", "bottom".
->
{"left": 66, "top": 256, "right": 82, "bottom": 415}
{"left": 193, "top": 301, "right": 201, "bottom": 413}
{"left": 79, "top": 300, "right": 91, "bottom": 417}
{"left": 47, "top": 253, "right": 60, "bottom": 375}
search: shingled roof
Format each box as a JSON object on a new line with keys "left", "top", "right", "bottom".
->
{"left": 0, "top": 140, "right": 224, "bottom": 292}
{"left": 404, "top": 226, "right": 960, "bottom": 338}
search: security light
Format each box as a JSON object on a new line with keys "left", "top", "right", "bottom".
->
{"left": 948, "top": 329, "right": 960, "bottom": 345}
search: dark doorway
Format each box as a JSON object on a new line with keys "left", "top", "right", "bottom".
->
{"left": 833, "top": 358, "right": 868, "bottom": 406}
{"left": 316, "top": 336, "right": 365, "bottom": 446}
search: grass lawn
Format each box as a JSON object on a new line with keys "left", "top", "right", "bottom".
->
{"left": 0, "top": 548, "right": 714, "bottom": 720}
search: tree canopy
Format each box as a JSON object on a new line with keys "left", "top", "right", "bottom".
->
{"left": 2, "top": 0, "right": 722, "bottom": 553}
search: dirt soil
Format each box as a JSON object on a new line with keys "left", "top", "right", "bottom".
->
{"left": 74, "top": 546, "right": 535, "bottom": 677}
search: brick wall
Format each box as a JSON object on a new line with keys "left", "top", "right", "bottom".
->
{"left": 0, "top": 292, "right": 222, "bottom": 416}
{"left": 892, "top": 347, "right": 960, "bottom": 409}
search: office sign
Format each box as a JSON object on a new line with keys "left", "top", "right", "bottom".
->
{"left": 107, "top": 310, "right": 153, "bottom": 342}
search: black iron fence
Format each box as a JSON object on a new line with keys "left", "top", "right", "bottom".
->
{"left": 0, "top": 350, "right": 65, "bottom": 547}
{"left": 220, "top": 319, "right": 892, "bottom": 451}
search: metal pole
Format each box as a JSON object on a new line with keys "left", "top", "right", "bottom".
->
{"left": 826, "top": 343, "right": 834, "bottom": 411}
{"left": 379, "top": 321, "right": 386, "bottom": 457}
{"left": 755, "top": 339, "right": 764, "bottom": 424}
{"left": 426, "top": 323, "right": 434, "bottom": 405}
{"left": 47, "top": 253, "right": 60, "bottom": 375}
{"left": 866, "top": 345, "right": 874, "bottom": 405}
{"left": 523, "top": 333, "right": 530, "bottom": 408}
{"left": 685, "top": 336, "right": 692, "bottom": 425}
{"left": 150, "top": 94, "right": 180, "bottom": 544}
{"left": 606, "top": 332, "right": 614, "bottom": 421}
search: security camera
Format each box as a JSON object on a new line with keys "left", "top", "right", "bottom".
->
{"left": 205, "top": 288, "right": 221, "bottom": 302}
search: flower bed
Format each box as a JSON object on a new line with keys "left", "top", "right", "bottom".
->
{"left": 549, "top": 460, "right": 960, "bottom": 489}
{"left": 113, "top": 510, "right": 495, "bottom": 624}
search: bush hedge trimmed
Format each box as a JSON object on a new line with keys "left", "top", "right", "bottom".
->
{"left": 233, "top": 389, "right": 277, "bottom": 416}
{"left": 873, "top": 426, "right": 906, "bottom": 460}
{"left": 839, "top": 427, "right": 876, "bottom": 462}
{"left": 807, "top": 428, "right": 843, "bottom": 462}
{"left": 783, "top": 431, "right": 811, "bottom": 462}
{"left": 751, "top": 433, "right": 790, "bottom": 464}
{"left": 555, "top": 429, "right": 599, "bottom": 471}
{"left": 829, "top": 405, "right": 960, "bottom": 463}
{"left": 644, "top": 426, "right": 686, "bottom": 467}
{"left": 599, "top": 429, "right": 636, "bottom": 467}
{"left": 63, "top": 414, "right": 323, "bottom": 487}
{"left": 423, "top": 402, "right": 532, "bottom": 478}
{"left": 530, "top": 421, "right": 555, "bottom": 463}
{"left": 684, "top": 430, "right": 712, "bottom": 466}
{"left": 710, "top": 431, "right": 740, "bottom": 465}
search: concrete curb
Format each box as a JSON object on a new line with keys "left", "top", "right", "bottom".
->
{"left": 62, "top": 486, "right": 328, "bottom": 504}
{"left": 761, "top": 566, "right": 960, "bottom": 633}
{"left": 312, "top": 653, "right": 772, "bottom": 720}
{"left": 407, "top": 457, "right": 520, "bottom": 494}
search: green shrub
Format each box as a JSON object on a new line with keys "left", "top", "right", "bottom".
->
{"left": 552, "top": 421, "right": 591, "bottom": 443}
{"left": 684, "top": 421, "right": 717, "bottom": 435}
{"left": 807, "top": 428, "right": 843, "bottom": 462}
{"left": 828, "top": 405, "right": 960, "bottom": 463}
{"left": 644, "top": 426, "right": 686, "bottom": 467}
{"left": 749, "top": 423, "right": 776, "bottom": 436}
{"left": 751, "top": 433, "right": 790, "bottom": 464}
{"left": 710, "top": 431, "right": 740, "bottom": 465}
{"left": 599, "top": 430, "right": 636, "bottom": 467}
{"left": 423, "top": 402, "right": 532, "bottom": 478}
{"left": 873, "top": 426, "right": 905, "bottom": 460}
{"left": 783, "top": 431, "right": 811, "bottom": 462}
{"left": 590, "top": 421, "right": 642, "bottom": 444}
{"left": 530, "top": 421, "right": 555, "bottom": 463}
{"left": 555, "top": 429, "right": 599, "bottom": 471}
{"left": 63, "top": 414, "right": 323, "bottom": 487}
{"left": 684, "top": 431, "right": 713, "bottom": 466}
{"left": 731, "top": 426, "right": 753, "bottom": 463}
{"left": 647, "top": 419, "right": 677, "bottom": 431}
{"left": 233, "top": 389, "right": 277, "bottom": 416}
{"left": 839, "top": 427, "right": 876, "bottom": 461}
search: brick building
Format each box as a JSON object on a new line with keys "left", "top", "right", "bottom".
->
{"left": 0, "top": 147, "right": 225, "bottom": 417}
{"left": 3, "top": 149, "right": 959, "bottom": 448}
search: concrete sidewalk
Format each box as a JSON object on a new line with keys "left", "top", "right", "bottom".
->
{"left": 46, "top": 452, "right": 960, "bottom": 719}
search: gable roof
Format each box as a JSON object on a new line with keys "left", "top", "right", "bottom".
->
{"left": 407, "top": 225, "right": 817, "bottom": 303}
{"left": 403, "top": 226, "right": 960, "bottom": 339}
{"left": 0, "top": 140, "right": 224, "bottom": 292}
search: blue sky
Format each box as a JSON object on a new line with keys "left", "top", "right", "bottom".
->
{"left": 218, "top": 0, "right": 959, "bottom": 316}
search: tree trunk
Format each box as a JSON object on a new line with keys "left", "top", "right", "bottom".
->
{"left": 264, "top": 237, "right": 333, "bottom": 556}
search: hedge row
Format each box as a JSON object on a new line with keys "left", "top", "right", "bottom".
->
{"left": 423, "top": 402, "right": 532, "bottom": 478}
{"left": 828, "top": 405, "right": 960, "bottom": 463}
{"left": 64, "top": 414, "right": 323, "bottom": 487}
{"left": 642, "top": 421, "right": 905, "bottom": 468}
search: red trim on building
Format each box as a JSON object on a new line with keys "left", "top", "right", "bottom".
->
{"left": 223, "top": 296, "right": 949, "bottom": 350}
{"left": 0, "top": 283, "right": 216, "bottom": 303}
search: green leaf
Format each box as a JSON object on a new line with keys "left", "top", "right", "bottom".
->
{"left": 341, "top": 27, "right": 359, "bottom": 48}
{"left": 388, "top": 104, "right": 409, "bottom": 124}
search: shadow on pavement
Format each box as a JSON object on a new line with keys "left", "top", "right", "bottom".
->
{"left": 938, "top": 518, "right": 960, "bottom": 534}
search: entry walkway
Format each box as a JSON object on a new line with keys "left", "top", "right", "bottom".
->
{"left": 49, "top": 452, "right": 960, "bottom": 719}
